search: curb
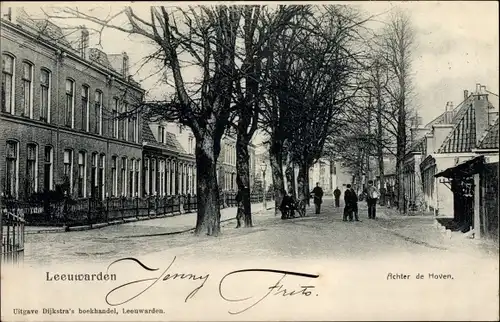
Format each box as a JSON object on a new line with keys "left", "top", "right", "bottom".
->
{"left": 117, "top": 206, "right": 277, "bottom": 239}
{"left": 25, "top": 206, "right": 275, "bottom": 234}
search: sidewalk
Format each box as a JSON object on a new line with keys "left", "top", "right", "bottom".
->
{"left": 25, "top": 202, "right": 275, "bottom": 234}
{"left": 372, "top": 204, "right": 499, "bottom": 256}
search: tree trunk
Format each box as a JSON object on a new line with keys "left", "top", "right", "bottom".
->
{"left": 235, "top": 133, "right": 252, "bottom": 228}
{"left": 269, "top": 140, "right": 285, "bottom": 215}
{"left": 285, "top": 153, "right": 296, "bottom": 197}
{"left": 376, "top": 81, "right": 385, "bottom": 205}
{"left": 304, "top": 164, "right": 311, "bottom": 206}
{"left": 195, "top": 136, "right": 221, "bottom": 236}
{"left": 297, "top": 162, "right": 309, "bottom": 204}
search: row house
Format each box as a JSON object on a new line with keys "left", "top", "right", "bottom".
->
{"left": 1, "top": 8, "right": 144, "bottom": 201}
{"left": 402, "top": 104, "right": 458, "bottom": 212}
{"left": 142, "top": 121, "right": 195, "bottom": 196}
{"left": 420, "top": 84, "right": 498, "bottom": 219}
{"left": 434, "top": 118, "right": 498, "bottom": 240}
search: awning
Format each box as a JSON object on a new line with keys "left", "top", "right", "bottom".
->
{"left": 434, "top": 155, "right": 485, "bottom": 179}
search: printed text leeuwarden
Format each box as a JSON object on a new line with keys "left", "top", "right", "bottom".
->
{"left": 46, "top": 272, "right": 117, "bottom": 281}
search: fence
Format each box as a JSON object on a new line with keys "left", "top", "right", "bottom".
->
{"left": 1, "top": 199, "right": 25, "bottom": 264}
{"left": 4, "top": 191, "right": 274, "bottom": 228}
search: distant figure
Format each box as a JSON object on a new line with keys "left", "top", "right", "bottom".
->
{"left": 365, "top": 180, "right": 380, "bottom": 219}
{"left": 333, "top": 187, "right": 341, "bottom": 208}
{"left": 343, "top": 184, "right": 360, "bottom": 222}
{"left": 280, "top": 190, "right": 295, "bottom": 220}
{"left": 311, "top": 182, "right": 324, "bottom": 214}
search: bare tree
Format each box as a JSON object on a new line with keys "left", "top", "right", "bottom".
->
{"left": 46, "top": 5, "right": 243, "bottom": 236}
{"left": 232, "top": 5, "right": 305, "bottom": 228}
{"left": 378, "top": 10, "right": 415, "bottom": 213}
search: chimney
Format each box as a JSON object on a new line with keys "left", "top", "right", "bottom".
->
{"left": 79, "top": 26, "right": 89, "bottom": 59}
{"left": 425, "top": 133, "right": 434, "bottom": 155}
{"left": 122, "top": 52, "right": 129, "bottom": 78}
{"left": 464, "top": 90, "right": 469, "bottom": 101}
{"left": 2, "top": 7, "right": 12, "bottom": 21}
{"left": 443, "top": 101, "right": 453, "bottom": 123}
{"left": 473, "top": 85, "right": 490, "bottom": 146}
{"left": 476, "top": 83, "right": 481, "bottom": 94}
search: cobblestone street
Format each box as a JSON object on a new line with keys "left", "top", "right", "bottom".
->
{"left": 24, "top": 198, "right": 498, "bottom": 266}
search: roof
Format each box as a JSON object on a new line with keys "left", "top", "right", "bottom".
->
{"left": 477, "top": 118, "right": 499, "bottom": 150}
{"left": 15, "top": 8, "right": 74, "bottom": 51}
{"left": 142, "top": 121, "right": 186, "bottom": 154}
{"left": 435, "top": 155, "right": 485, "bottom": 179}
{"left": 438, "top": 100, "right": 476, "bottom": 153}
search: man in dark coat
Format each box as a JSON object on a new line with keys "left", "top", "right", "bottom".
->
{"left": 333, "top": 187, "right": 341, "bottom": 207}
{"left": 343, "top": 184, "right": 360, "bottom": 222}
{"left": 280, "top": 190, "right": 295, "bottom": 220}
{"left": 311, "top": 182, "right": 324, "bottom": 214}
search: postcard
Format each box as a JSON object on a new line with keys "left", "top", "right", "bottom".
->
{"left": 1, "top": 1, "right": 499, "bottom": 321}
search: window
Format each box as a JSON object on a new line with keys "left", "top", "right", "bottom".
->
{"left": 144, "top": 158, "right": 150, "bottom": 195}
{"left": 151, "top": 159, "right": 156, "bottom": 194}
{"left": 5, "top": 141, "right": 18, "bottom": 198}
{"left": 158, "top": 126, "right": 165, "bottom": 143}
{"left": 95, "top": 91, "right": 102, "bottom": 134}
{"left": 112, "top": 98, "right": 119, "bottom": 138}
{"left": 25, "top": 144, "right": 38, "bottom": 197}
{"left": 40, "top": 69, "right": 51, "bottom": 122}
{"left": 65, "top": 79, "right": 74, "bottom": 127}
{"left": 121, "top": 102, "right": 128, "bottom": 140}
{"left": 129, "top": 158, "right": 134, "bottom": 197}
{"left": 43, "top": 146, "right": 53, "bottom": 192}
{"left": 99, "top": 154, "right": 105, "bottom": 199}
{"left": 159, "top": 160, "right": 165, "bottom": 196}
{"left": 132, "top": 114, "right": 139, "bottom": 143}
{"left": 81, "top": 85, "right": 89, "bottom": 131}
{"left": 1, "top": 54, "right": 14, "bottom": 113}
{"left": 77, "top": 151, "right": 86, "bottom": 198}
{"left": 91, "top": 153, "right": 98, "bottom": 198}
{"left": 63, "top": 149, "right": 73, "bottom": 194}
{"left": 121, "top": 157, "right": 127, "bottom": 197}
{"left": 22, "top": 62, "right": 33, "bottom": 118}
{"left": 135, "top": 159, "right": 140, "bottom": 197}
{"left": 178, "top": 124, "right": 183, "bottom": 134}
{"left": 111, "top": 156, "right": 117, "bottom": 197}
{"left": 166, "top": 160, "right": 170, "bottom": 195}
{"left": 188, "top": 137, "right": 194, "bottom": 154}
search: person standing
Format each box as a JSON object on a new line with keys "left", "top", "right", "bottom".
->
{"left": 311, "top": 182, "right": 324, "bottom": 214}
{"left": 365, "top": 180, "right": 380, "bottom": 219}
{"left": 333, "top": 187, "right": 341, "bottom": 208}
{"left": 343, "top": 184, "right": 360, "bottom": 221}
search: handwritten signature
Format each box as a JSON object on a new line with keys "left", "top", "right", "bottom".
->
{"left": 105, "top": 257, "right": 319, "bottom": 315}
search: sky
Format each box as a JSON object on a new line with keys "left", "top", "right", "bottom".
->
{"left": 5, "top": 1, "right": 499, "bottom": 128}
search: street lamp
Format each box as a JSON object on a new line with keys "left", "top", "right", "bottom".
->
{"left": 260, "top": 162, "right": 267, "bottom": 211}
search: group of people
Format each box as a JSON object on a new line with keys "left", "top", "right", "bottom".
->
{"left": 279, "top": 182, "right": 324, "bottom": 219}
{"left": 278, "top": 180, "right": 380, "bottom": 221}
{"left": 333, "top": 180, "right": 380, "bottom": 221}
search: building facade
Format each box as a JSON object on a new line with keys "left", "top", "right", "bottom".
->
{"left": 142, "top": 121, "right": 195, "bottom": 197}
{"left": 420, "top": 84, "right": 498, "bottom": 217}
{"left": 1, "top": 9, "right": 144, "bottom": 201}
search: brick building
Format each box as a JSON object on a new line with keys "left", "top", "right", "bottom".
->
{"left": 1, "top": 9, "right": 145, "bottom": 201}
{"left": 143, "top": 121, "right": 196, "bottom": 196}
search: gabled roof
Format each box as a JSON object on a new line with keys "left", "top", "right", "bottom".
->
{"left": 142, "top": 121, "right": 185, "bottom": 154}
{"left": 477, "top": 118, "right": 499, "bottom": 150}
{"left": 438, "top": 100, "right": 476, "bottom": 153}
